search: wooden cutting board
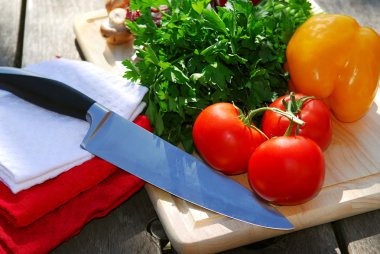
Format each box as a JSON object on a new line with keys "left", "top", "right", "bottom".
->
{"left": 74, "top": 3, "right": 380, "bottom": 253}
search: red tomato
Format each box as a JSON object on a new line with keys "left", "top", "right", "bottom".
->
{"left": 248, "top": 136, "right": 325, "bottom": 206}
{"left": 193, "top": 103, "right": 266, "bottom": 175}
{"left": 261, "top": 93, "right": 332, "bottom": 150}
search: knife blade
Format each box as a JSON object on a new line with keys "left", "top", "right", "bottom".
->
{"left": 0, "top": 67, "right": 293, "bottom": 230}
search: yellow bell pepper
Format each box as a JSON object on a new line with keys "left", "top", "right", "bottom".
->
{"left": 286, "top": 13, "right": 380, "bottom": 122}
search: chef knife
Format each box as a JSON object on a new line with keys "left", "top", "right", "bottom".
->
{"left": 0, "top": 67, "right": 293, "bottom": 230}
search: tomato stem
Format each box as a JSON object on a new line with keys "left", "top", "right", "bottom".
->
{"left": 250, "top": 124, "right": 269, "bottom": 140}
{"left": 284, "top": 121, "right": 294, "bottom": 136}
{"left": 282, "top": 92, "right": 314, "bottom": 136}
{"left": 235, "top": 93, "right": 308, "bottom": 139}
{"left": 247, "top": 107, "right": 305, "bottom": 126}
{"left": 234, "top": 103, "right": 270, "bottom": 140}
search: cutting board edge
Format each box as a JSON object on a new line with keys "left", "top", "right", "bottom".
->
{"left": 145, "top": 170, "right": 380, "bottom": 253}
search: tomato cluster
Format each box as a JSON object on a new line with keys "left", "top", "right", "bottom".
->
{"left": 193, "top": 93, "right": 331, "bottom": 206}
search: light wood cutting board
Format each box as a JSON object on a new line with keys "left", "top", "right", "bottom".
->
{"left": 74, "top": 3, "right": 380, "bottom": 253}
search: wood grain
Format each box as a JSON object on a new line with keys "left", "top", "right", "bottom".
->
{"left": 22, "top": 0, "right": 105, "bottom": 66}
{"left": 332, "top": 211, "right": 380, "bottom": 254}
{"left": 0, "top": 0, "right": 22, "bottom": 66}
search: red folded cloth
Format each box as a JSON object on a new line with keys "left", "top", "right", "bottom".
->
{"left": 0, "top": 115, "right": 152, "bottom": 228}
{"left": 0, "top": 115, "right": 153, "bottom": 253}
{"left": 0, "top": 170, "right": 144, "bottom": 254}
{"left": 0, "top": 158, "right": 117, "bottom": 227}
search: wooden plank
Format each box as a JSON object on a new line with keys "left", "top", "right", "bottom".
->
{"left": 22, "top": 0, "right": 105, "bottom": 66}
{"left": 0, "top": 0, "right": 22, "bottom": 66}
{"left": 22, "top": 1, "right": 161, "bottom": 253}
{"left": 73, "top": 9, "right": 135, "bottom": 76}
{"left": 332, "top": 211, "right": 380, "bottom": 254}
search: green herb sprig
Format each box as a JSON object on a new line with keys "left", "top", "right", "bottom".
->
{"left": 123, "top": 0, "right": 312, "bottom": 152}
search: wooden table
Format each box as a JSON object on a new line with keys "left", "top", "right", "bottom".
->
{"left": 1, "top": 1, "right": 380, "bottom": 253}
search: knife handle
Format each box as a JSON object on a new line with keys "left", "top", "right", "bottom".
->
{"left": 0, "top": 67, "right": 95, "bottom": 121}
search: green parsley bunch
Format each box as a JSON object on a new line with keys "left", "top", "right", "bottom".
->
{"left": 123, "top": 0, "right": 312, "bottom": 152}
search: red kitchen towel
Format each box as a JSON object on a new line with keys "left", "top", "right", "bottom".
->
{"left": 0, "top": 115, "right": 152, "bottom": 228}
{"left": 0, "top": 157, "right": 118, "bottom": 227}
{"left": 0, "top": 170, "right": 144, "bottom": 254}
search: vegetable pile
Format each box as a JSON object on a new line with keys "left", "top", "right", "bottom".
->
{"left": 123, "top": 0, "right": 313, "bottom": 151}
{"left": 122, "top": 0, "right": 380, "bottom": 206}
{"left": 189, "top": 11, "right": 380, "bottom": 205}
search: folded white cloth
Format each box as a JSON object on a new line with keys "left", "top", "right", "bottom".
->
{"left": 0, "top": 58, "right": 148, "bottom": 193}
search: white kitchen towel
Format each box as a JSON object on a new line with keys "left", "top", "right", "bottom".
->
{"left": 0, "top": 58, "right": 148, "bottom": 193}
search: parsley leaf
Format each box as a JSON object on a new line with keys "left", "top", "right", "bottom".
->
{"left": 124, "top": 0, "right": 312, "bottom": 152}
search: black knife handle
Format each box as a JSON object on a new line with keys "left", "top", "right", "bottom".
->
{"left": 0, "top": 67, "right": 95, "bottom": 121}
